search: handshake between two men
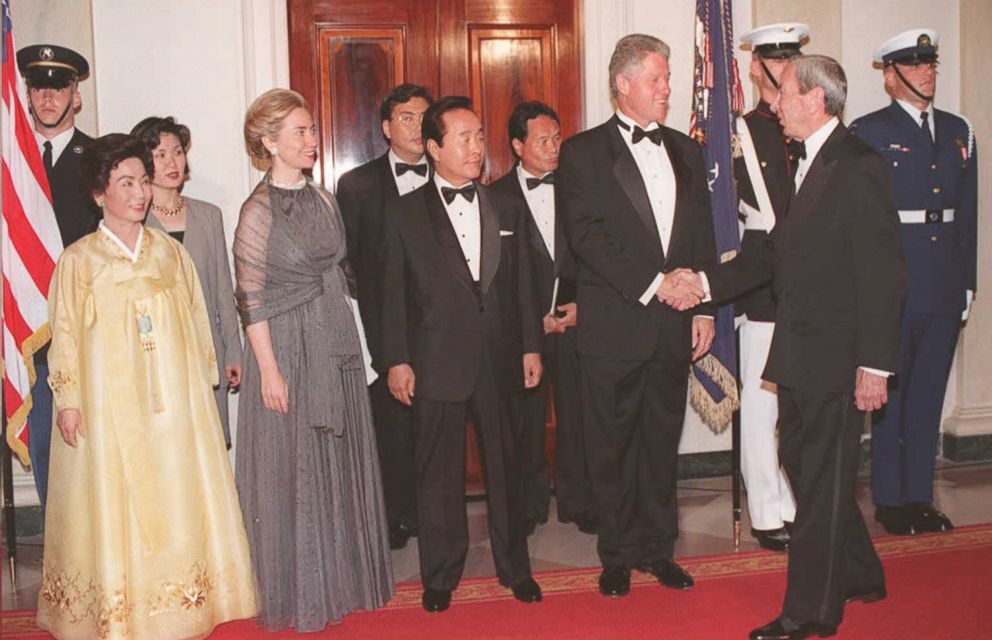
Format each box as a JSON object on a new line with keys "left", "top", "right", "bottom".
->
{"left": 655, "top": 268, "right": 715, "bottom": 362}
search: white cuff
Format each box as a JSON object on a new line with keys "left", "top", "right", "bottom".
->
{"left": 698, "top": 271, "right": 712, "bottom": 303}
{"left": 640, "top": 272, "right": 665, "bottom": 306}
{"left": 859, "top": 366, "right": 892, "bottom": 378}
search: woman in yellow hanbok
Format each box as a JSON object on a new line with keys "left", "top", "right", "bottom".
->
{"left": 37, "top": 134, "right": 257, "bottom": 640}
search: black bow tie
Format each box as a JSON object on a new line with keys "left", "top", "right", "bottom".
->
{"left": 396, "top": 162, "right": 428, "bottom": 177}
{"left": 441, "top": 183, "right": 477, "bottom": 205}
{"left": 631, "top": 126, "right": 665, "bottom": 146}
{"left": 525, "top": 173, "right": 555, "bottom": 190}
{"left": 793, "top": 140, "right": 807, "bottom": 161}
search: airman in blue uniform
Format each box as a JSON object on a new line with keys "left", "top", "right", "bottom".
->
{"left": 850, "top": 28, "right": 977, "bottom": 536}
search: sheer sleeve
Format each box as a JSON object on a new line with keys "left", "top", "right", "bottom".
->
{"left": 233, "top": 191, "right": 275, "bottom": 327}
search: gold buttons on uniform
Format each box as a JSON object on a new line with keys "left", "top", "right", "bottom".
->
{"left": 931, "top": 163, "right": 937, "bottom": 169}
{"left": 933, "top": 187, "right": 941, "bottom": 194}
{"left": 931, "top": 236, "right": 938, "bottom": 242}
{"left": 893, "top": 161, "right": 899, "bottom": 167}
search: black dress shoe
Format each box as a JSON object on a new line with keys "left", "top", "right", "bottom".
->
{"left": 752, "top": 527, "right": 790, "bottom": 552}
{"left": 875, "top": 505, "right": 917, "bottom": 536}
{"left": 909, "top": 503, "right": 954, "bottom": 533}
{"left": 749, "top": 617, "right": 837, "bottom": 639}
{"left": 636, "top": 559, "right": 694, "bottom": 590}
{"left": 842, "top": 584, "right": 887, "bottom": 605}
{"left": 389, "top": 523, "right": 417, "bottom": 550}
{"left": 598, "top": 566, "right": 631, "bottom": 597}
{"left": 421, "top": 588, "right": 452, "bottom": 613}
{"left": 510, "top": 577, "right": 543, "bottom": 603}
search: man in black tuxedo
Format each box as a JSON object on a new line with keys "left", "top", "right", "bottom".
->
{"left": 489, "top": 101, "right": 595, "bottom": 536}
{"left": 557, "top": 34, "right": 717, "bottom": 599}
{"left": 380, "top": 96, "right": 544, "bottom": 612}
{"left": 16, "top": 44, "right": 96, "bottom": 511}
{"left": 703, "top": 56, "right": 904, "bottom": 640}
{"left": 336, "top": 83, "right": 433, "bottom": 550}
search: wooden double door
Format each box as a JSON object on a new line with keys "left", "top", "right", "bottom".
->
{"left": 288, "top": 0, "right": 580, "bottom": 491}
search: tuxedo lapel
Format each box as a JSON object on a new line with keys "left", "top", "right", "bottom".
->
{"left": 513, "top": 173, "right": 554, "bottom": 267}
{"left": 423, "top": 185, "right": 477, "bottom": 295}
{"left": 661, "top": 127, "right": 687, "bottom": 263}
{"left": 376, "top": 153, "right": 401, "bottom": 199}
{"left": 791, "top": 125, "right": 846, "bottom": 220}
{"left": 608, "top": 118, "right": 663, "bottom": 248}
{"left": 478, "top": 186, "right": 500, "bottom": 295}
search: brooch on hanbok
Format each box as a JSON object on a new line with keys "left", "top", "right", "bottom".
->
{"left": 136, "top": 307, "right": 165, "bottom": 412}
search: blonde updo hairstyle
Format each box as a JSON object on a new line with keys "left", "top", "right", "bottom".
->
{"left": 243, "top": 88, "right": 311, "bottom": 164}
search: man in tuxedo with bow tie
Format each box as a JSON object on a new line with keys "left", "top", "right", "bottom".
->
{"left": 557, "top": 33, "right": 718, "bottom": 599}
{"left": 489, "top": 101, "right": 596, "bottom": 537}
{"left": 728, "top": 55, "right": 905, "bottom": 640}
{"left": 380, "top": 96, "right": 544, "bottom": 612}
{"left": 337, "top": 83, "right": 433, "bottom": 550}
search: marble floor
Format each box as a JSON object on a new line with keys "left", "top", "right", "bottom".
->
{"left": 4, "top": 462, "right": 991, "bottom": 612}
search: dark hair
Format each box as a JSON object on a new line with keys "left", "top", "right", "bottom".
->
{"left": 508, "top": 101, "right": 560, "bottom": 159}
{"left": 421, "top": 95, "right": 474, "bottom": 155}
{"left": 379, "top": 83, "right": 433, "bottom": 122}
{"left": 79, "top": 134, "right": 154, "bottom": 202}
{"left": 130, "top": 116, "right": 192, "bottom": 179}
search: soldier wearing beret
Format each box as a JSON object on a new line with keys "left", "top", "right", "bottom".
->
{"left": 16, "top": 44, "right": 96, "bottom": 510}
{"left": 850, "top": 29, "right": 977, "bottom": 536}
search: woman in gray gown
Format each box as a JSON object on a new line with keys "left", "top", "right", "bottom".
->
{"left": 234, "top": 88, "right": 393, "bottom": 632}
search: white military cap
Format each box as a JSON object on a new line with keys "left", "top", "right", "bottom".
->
{"left": 874, "top": 28, "right": 939, "bottom": 65}
{"left": 739, "top": 23, "right": 810, "bottom": 59}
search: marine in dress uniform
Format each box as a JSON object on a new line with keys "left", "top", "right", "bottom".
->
{"left": 489, "top": 101, "right": 596, "bottom": 537}
{"left": 850, "top": 29, "right": 976, "bottom": 536}
{"left": 732, "top": 22, "right": 808, "bottom": 552}
{"left": 336, "top": 83, "right": 433, "bottom": 550}
{"left": 16, "top": 44, "right": 96, "bottom": 511}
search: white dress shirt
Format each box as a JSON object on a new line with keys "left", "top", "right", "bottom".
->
{"left": 434, "top": 174, "right": 481, "bottom": 281}
{"left": 388, "top": 149, "right": 430, "bottom": 196}
{"left": 895, "top": 99, "right": 936, "bottom": 141}
{"left": 517, "top": 165, "right": 555, "bottom": 259}
{"left": 35, "top": 127, "right": 77, "bottom": 166}
{"left": 794, "top": 116, "right": 840, "bottom": 192}
{"left": 99, "top": 220, "right": 144, "bottom": 263}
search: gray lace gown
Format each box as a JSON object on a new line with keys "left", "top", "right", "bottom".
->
{"left": 233, "top": 178, "right": 393, "bottom": 632}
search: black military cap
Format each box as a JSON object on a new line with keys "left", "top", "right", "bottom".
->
{"left": 16, "top": 44, "right": 90, "bottom": 89}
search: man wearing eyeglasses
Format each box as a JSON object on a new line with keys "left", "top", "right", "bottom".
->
{"left": 337, "top": 83, "right": 434, "bottom": 551}
{"left": 850, "top": 29, "right": 977, "bottom": 537}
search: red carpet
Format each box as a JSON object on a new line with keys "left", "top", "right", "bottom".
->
{"left": 4, "top": 524, "right": 990, "bottom": 639}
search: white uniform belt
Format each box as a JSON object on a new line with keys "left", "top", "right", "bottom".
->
{"left": 898, "top": 208, "right": 955, "bottom": 224}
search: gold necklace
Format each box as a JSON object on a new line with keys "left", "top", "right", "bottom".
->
{"left": 151, "top": 196, "right": 186, "bottom": 217}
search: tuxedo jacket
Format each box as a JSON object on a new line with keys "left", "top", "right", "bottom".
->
{"left": 336, "top": 152, "right": 400, "bottom": 373}
{"left": 557, "top": 116, "right": 717, "bottom": 362}
{"left": 758, "top": 124, "right": 906, "bottom": 393}
{"left": 49, "top": 128, "right": 98, "bottom": 248}
{"left": 489, "top": 167, "right": 577, "bottom": 343}
{"left": 379, "top": 181, "right": 541, "bottom": 401}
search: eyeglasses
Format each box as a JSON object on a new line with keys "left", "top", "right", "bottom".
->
{"left": 395, "top": 112, "right": 425, "bottom": 126}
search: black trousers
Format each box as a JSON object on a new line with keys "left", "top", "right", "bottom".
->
{"left": 412, "top": 354, "right": 532, "bottom": 591}
{"left": 778, "top": 386, "right": 885, "bottom": 628}
{"left": 580, "top": 346, "right": 688, "bottom": 568}
{"left": 518, "top": 329, "right": 594, "bottom": 524}
{"left": 369, "top": 377, "right": 418, "bottom": 528}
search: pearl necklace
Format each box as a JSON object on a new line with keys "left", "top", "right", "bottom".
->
{"left": 151, "top": 196, "right": 186, "bottom": 217}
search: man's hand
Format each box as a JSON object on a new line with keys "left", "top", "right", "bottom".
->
{"left": 523, "top": 352, "right": 543, "bottom": 389}
{"left": 543, "top": 313, "right": 563, "bottom": 335}
{"left": 225, "top": 364, "right": 242, "bottom": 389}
{"left": 388, "top": 364, "right": 416, "bottom": 406}
{"left": 855, "top": 368, "right": 888, "bottom": 412}
{"left": 691, "top": 316, "right": 716, "bottom": 361}
{"left": 57, "top": 408, "right": 85, "bottom": 448}
{"left": 556, "top": 302, "right": 578, "bottom": 329}
{"left": 657, "top": 268, "right": 704, "bottom": 310}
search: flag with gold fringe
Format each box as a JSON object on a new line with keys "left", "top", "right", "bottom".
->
{"left": 688, "top": 0, "right": 744, "bottom": 432}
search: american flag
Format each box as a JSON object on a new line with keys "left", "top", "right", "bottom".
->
{"left": 688, "top": 0, "right": 743, "bottom": 432}
{"left": 2, "top": 0, "right": 63, "bottom": 466}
